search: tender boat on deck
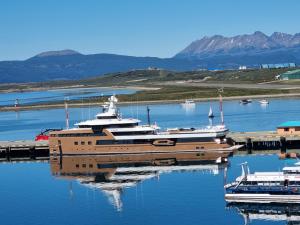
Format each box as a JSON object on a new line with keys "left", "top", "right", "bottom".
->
{"left": 225, "top": 163, "right": 300, "bottom": 203}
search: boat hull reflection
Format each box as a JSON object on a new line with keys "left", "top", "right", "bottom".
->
{"left": 50, "top": 153, "right": 228, "bottom": 211}
{"left": 227, "top": 202, "right": 300, "bottom": 224}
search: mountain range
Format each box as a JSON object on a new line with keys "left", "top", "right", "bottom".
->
{"left": 1, "top": 31, "right": 299, "bottom": 83}
{"left": 175, "top": 31, "right": 300, "bottom": 58}
{"left": 0, "top": 51, "right": 198, "bottom": 83}
{"left": 174, "top": 31, "right": 300, "bottom": 68}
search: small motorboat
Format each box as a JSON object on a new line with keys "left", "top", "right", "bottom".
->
{"left": 35, "top": 129, "right": 61, "bottom": 141}
{"left": 239, "top": 99, "right": 252, "bottom": 104}
{"left": 181, "top": 99, "right": 196, "bottom": 112}
{"left": 259, "top": 99, "right": 269, "bottom": 105}
{"left": 182, "top": 99, "right": 195, "bottom": 105}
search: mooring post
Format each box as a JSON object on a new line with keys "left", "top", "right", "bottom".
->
{"left": 246, "top": 138, "right": 252, "bottom": 154}
{"left": 280, "top": 136, "right": 287, "bottom": 153}
{"left": 59, "top": 145, "right": 62, "bottom": 157}
{"left": 5, "top": 147, "right": 10, "bottom": 160}
{"left": 29, "top": 146, "right": 35, "bottom": 159}
{"left": 59, "top": 155, "right": 63, "bottom": 170}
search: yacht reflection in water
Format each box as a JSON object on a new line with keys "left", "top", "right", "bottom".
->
{"left": 50, "top": 153, "right": 228, "bottom": 211}
{"left": 227, "top": 203, "right": 300, "bottom": 225}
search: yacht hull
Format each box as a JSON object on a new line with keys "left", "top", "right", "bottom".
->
{"left": 225, "top": 193, "right": 300, "bottom": 204}
{"left": 49, "top": 135, "right": 237, "bottom": 156}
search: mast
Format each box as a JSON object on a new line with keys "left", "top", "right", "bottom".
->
{"left": 65, "top": 98, "right": 69, "bottom": 129}
{"left": 208, "top": 106, "right": 214, "bottom": 118}
{"left": 219, "top": 94, "right": 224, "bottom": 125}
{"left": 147, "top": 106, "right": 151, "bottom": 126}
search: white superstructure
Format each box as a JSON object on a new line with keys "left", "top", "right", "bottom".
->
{"left": 74, "top": 95, "right": 229, "bottom": 140}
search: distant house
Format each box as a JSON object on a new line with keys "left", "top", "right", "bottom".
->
{"left": 239, "top": 65, "right": 247, "bottom": 70}
{"left": 147, "top": 67, "right": 160, "bottom": 70}
{"left": 261, "top": 63, "right": 296, "bottom": 69}
{"left": 277, "top": 121, "right": 300, "bottom": 135}
{"left": 278, "top": 69, "right": 300, "bottom": 80}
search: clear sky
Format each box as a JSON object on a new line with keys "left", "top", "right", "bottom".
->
{"left": 1, "top": 0, "right": 300, "bottom": 60}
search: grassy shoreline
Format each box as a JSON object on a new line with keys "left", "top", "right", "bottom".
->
{"left": 0, "top": 84, "right": 159, "bottom": 93}
{"left": 3, "top": 92, "right": 300, "bottom": 112}
{"left": 1, "top": 68, "right": 300, "bottom": 111}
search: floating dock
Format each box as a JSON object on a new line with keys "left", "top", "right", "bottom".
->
{"left": 227, "top": 131, "right": 300, "bottom": 152}
{"left": 0, "top": 140, "right": 49, "bottom": 161}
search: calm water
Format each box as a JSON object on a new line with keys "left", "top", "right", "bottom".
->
{"left": 1, "top": 98, "right": 299, "bottom": 140}
{"left": 0, "top": 98, "right": 299, "bottom": 225}
{"left": 0, "top": 87, "right": 136, "bottom": 106}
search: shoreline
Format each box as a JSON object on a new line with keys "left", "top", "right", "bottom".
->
{"left": 0, "top": 85, "right": 160, "bottom": 93}
{"left": 2, "top": 93, "right": 300, "bottom": 112}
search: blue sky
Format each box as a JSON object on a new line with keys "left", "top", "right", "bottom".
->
{"left": 1, "top": 0, "right": 300, "bottom": 60}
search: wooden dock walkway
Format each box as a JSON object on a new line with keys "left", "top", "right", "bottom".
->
{"left": 0, "top": 131, "right": 299, "bottom": 160}
{"left": 0, "top": 140, "right": 49, "bottom": 160}
{"left": 227, "top": 131, "right": 300, "bottom": 152}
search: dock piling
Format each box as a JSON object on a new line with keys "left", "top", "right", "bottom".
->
{"left": 0, "top": 141, "right": 49, "bottom": 161}
{"left": 246, "top": 138, "right": 252, "bottom": 153}
{"left": 280, "top": 136, "right": 287, "bottom": 153}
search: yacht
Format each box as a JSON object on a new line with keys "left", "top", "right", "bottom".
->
{"left": 225, "top": 163, "right": 300, "bottom": 203}
{"left": 50, "top": 154, "right": 228, "bottom": 211}
{"left": 49, "top": 95, "right": 239, "bottom": 155}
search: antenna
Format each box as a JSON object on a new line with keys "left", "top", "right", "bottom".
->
{"left": 223, "top": 166, "right": 227, "bottom": 186}
{"left": 217, "top": 88, "right": 224, "bottom": 125}
{"left": 136, "top": 95, "right": 139, "bottom": 120}
{"left": 219, "top": 94, "right": 224, "bottom": 125}
{"left": 64, "top": 97, "right": 69, "bottom": 130}
{"left": 88, "top": 98, "right": 91, "bottom": 119}
{"left": 81, "top": 97, "right": 84, "bottom": 121}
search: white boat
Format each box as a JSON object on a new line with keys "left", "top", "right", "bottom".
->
{"left": 182, "top": 99, "right": 195, "bottom": 105}
{"left": 208, "top": 106, "right": 214, "bottom": 118}
{"left": 259, "top": 99, "right": 269, "bottom": 105}
{"left": 225, "top": 163, "right": 300, "bottom": 203}
{"left": 227, "top": 202, "right": 300, "bottom": 224}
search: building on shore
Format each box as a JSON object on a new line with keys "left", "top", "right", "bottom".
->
{"left": 277, "top": 121, "right": 300, "bottom": 135}
{"left": 277, "top": 69, "right": 300, "bottom": 80}
{"left": 261, "top": 63, "right": 296, "bottom": 69}
{"left": 238, "top": 65, "right": 247, "bottom": 70}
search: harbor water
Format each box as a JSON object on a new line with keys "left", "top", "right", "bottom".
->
{"left": 0, "top": 87, "right": 136, "bottom": 106}
{"left": 0, "top": 98, "right": 300, "bottom": 225}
